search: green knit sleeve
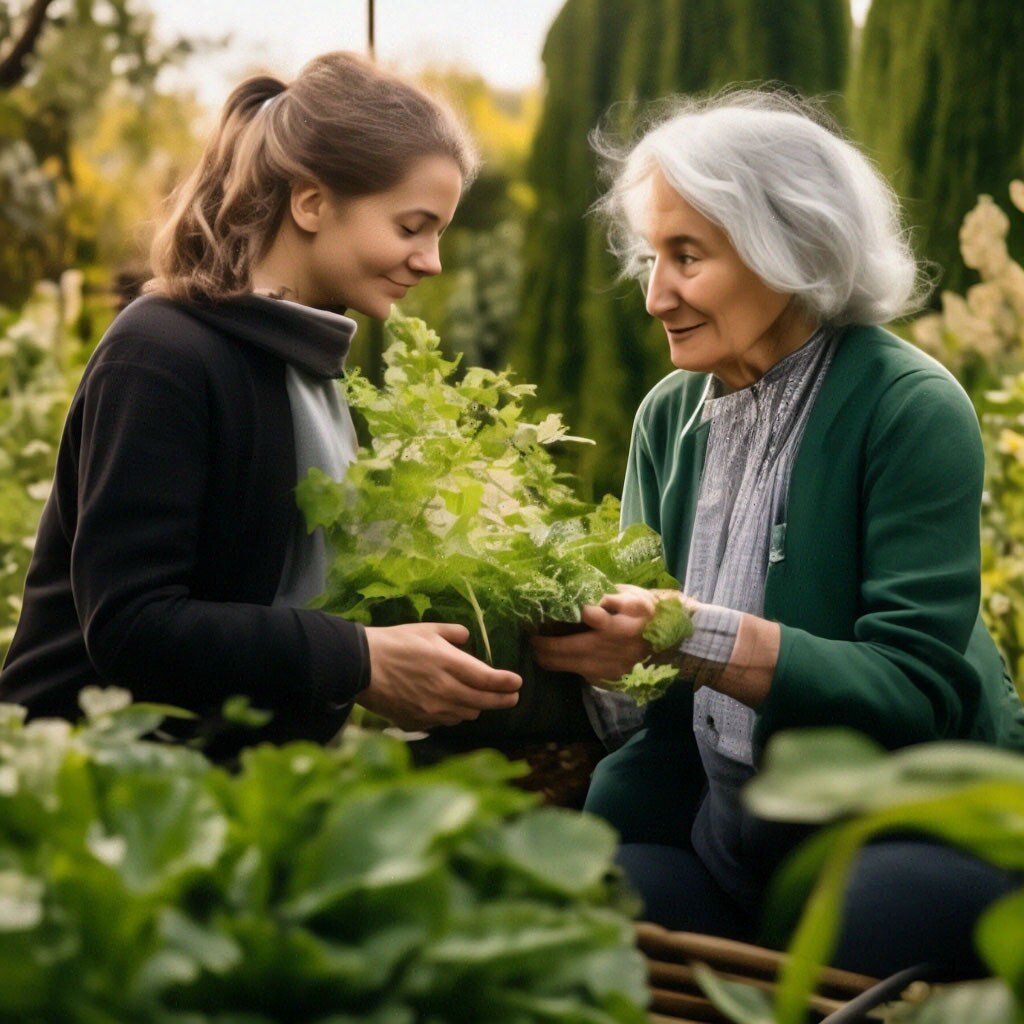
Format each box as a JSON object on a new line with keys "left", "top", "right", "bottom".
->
{"left": 755, "top": 370, "right": 987, "bottom": 753}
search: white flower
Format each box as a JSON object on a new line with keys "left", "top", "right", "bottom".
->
{"left": 19, "top": 441, "right": 52, "bottom": 459}
{"left": 23, "top": 718, "right": 71, "bottom": 744}
{"left": 1010, "top": 180, "right": 1024, "bottom": 215}
{"left": 0, "top": 872, "right": 44, "bottom": 932}
{"left": 989, "top": 592, "right": 1012, "bottom": 616}
{"left": 0, "top": 705, "right": 27, "bottom": 730}
{"left": 942, "top": 292, "right": 1000, "bottom": 357}
{"left": 959, "top": 195, "right": 1010, "bottom": 278}
{"left": 78, "top": 686, "right": 133, "bottom": 720}
{"left": 86, "top": 824, "right": 127, "bottom": 867}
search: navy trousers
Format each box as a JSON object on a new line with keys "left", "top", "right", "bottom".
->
{"left": 615, "top": 839, "right": 1018, "bottom": 979}
{"left": 586, "top": 699, "right": 1019, "bottom": 980}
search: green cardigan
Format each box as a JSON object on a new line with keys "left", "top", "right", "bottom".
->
{"left": 621, "top": 325, "right": 1024, "bottom": 753}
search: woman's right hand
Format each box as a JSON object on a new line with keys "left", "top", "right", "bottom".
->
{"left": 357, "top": 623, "right": 522, "bottom": 730}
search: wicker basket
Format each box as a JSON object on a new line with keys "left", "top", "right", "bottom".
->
{"left": 635, "top": 922, "right": 934, "bottom": 1023}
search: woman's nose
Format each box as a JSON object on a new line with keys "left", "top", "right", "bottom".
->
{"left": 644, "top": 261, "right": 678, "bottom": 318}
{"left": 409, "top": 241, "right": 442, "bottom": 277}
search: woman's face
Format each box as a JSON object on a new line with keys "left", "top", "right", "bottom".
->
{"left": 640, "top": 168, "right": 810, "bottom": 390}
{"left": 305, "top": 154, "right": 463, "bottom": 318}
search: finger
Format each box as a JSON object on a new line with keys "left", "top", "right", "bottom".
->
{"left": 429, "top": 622, "right": 471, "bottom": 646}
{"left": 445, "top": 653, "right": 522, "bottom": 693}
{"left": 444, "top": 679, "right": 520, "bottom": 711}
{"left": 598, "top": 591, "right": 652, "bottom": 616}
{"left": 581, "top": 604, "right": 614, "bottom": 630}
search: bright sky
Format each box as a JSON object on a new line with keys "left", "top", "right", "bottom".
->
{"left": 153, "top": 0, "right": 873, "bottom": 111}
{"left": 154, "top": 0, "right": 566, "bottom": 108}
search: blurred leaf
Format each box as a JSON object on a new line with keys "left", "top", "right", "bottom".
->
{"left": 221, "top": 696, "right": 273, "bottom": 729}
{"left": 747, "top": 731, "right": 1024, "bottom": 823}
{"left": 976, "top": 888, "right": 1024, "bottom": 1005}
{"left": 489, "top": 806, "right": 618, "bottom": 897}
{"left": 97, "top": 772, "right": 227, "bottom": 894}
{"left": 693, "top": 962, "right": 775, "bottom": 1024}
{"left": 283, "top": 784, "right": 477, "bottom": 921}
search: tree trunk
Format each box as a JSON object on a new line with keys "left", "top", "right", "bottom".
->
{"left": 0, "top": 0, "right": 56, "bottom": 89}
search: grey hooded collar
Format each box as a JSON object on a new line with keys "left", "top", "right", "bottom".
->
{"left": 179, "top": 293, "right": 357, "bottom": 379}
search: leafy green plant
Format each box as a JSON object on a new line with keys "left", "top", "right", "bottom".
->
{"left": 0, "top": 689, "right": 649, "bottom": 1023}
{"left": 298, "top": 311, "right": 684, "bottom": 676}
{"left": 700, "top": 731, "right": 1024, "bottom": 1024}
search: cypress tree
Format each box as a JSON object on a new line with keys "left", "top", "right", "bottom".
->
{"left": 848, "top": 0, "right": 1024, "bottom": 296}
{"left": 513, "top": 0, "right": 850, "bottom": 498}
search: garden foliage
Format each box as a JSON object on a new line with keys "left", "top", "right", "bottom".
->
{"left": 0, "top": 689, "right": 649, "bottom": 1023}
{"left": 848, "top": 0, "right": 1024, "bottom": 297}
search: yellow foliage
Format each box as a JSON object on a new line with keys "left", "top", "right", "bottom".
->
{"left": 65, "top": 84, "right": 204, "bottom": 273}
{"left": 416, "top": 67, "right": 540, "bottom": 170}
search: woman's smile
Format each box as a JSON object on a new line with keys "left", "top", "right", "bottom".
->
{"left": 666, "top": 322, "right": 706, "bottom": 338}
{"left": 383, "top": 276, "right": 413, "bottom": 294}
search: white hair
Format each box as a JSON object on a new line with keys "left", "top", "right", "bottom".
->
{"left": 593, "top": 89, "right": 929, "bottom": 326}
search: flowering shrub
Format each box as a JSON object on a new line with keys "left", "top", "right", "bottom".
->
{"left": 912, "top": 183, "right": 1024, "bottom": 693}
{"left": 0, "top": 275, "right": 87, "bottom": 658}
{"left": 913, "top": 182, "right": 1024, "bottom": 392}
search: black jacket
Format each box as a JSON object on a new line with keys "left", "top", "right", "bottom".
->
{"left": 1, "top": 294, "right": 368, "bottom": 746}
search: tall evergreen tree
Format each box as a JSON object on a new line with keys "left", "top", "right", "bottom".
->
{"left": 512, "top": 0, "right": 850, "bottom": 498}
{"left": 848, "top": 0, "right": 1024, "bottom": 296}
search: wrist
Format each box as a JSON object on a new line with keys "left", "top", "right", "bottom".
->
{"left": 712, "top": 613, "right": 779, "bottom": 708}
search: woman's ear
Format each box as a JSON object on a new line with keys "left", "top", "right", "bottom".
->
{"left": 289, "top": 181, "right": 325, "bottom": 234}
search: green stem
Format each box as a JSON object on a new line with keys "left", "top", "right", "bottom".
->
{"left": 460, "top": 577, "right": 493, "bottom": 665}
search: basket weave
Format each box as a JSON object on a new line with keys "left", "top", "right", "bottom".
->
{"left": 635, "top": 922, "right": 931, "bottom": 1023}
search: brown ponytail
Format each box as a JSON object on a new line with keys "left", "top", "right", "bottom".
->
{"left": 148, "top": 53, "right": 478, "bottom": 303}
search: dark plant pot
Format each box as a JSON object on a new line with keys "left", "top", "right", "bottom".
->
{"left": 532, "top": 619, "right": 590, "bottom": 637}
{"left": 425, "top": 628, "right": 595, "bottom": 751}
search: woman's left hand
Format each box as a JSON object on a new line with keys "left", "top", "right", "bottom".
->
{"left": 530, "top": 584, "right": 670, "bottom": 685}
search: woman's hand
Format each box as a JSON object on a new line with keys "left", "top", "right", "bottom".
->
{"left": 358, "top": 622, "right": 522, "bottom": 730}
{"left": 530, "top": 584, "right": 675, "bottom": 686}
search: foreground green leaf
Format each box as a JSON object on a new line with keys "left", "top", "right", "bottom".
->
{"left": 745, "top": 731, "right": 1024, "bottom": 1024}
{"left": 0, "top": 694, "right": 647, "bottom": 1021}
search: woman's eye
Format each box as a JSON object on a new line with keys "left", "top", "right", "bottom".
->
{"left": 399, "top": 225, "right": 418, "bottom": 236}
{"left": 678, "top": 253, "right": 697, "bottom": 266}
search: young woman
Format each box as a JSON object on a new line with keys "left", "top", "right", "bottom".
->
{"left": 532, "top": 90, "right": 1024, "bottom": 978}
{"left": 0, "top": 52, "right": 521, "bottom": 748}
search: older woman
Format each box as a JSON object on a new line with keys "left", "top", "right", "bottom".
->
{"left": 532, "top": 90, "right": 1024, "bottom": 978}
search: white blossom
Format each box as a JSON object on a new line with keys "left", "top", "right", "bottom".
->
{"left": 0, "top": 872, "right": 44, "bottom": 932}
{"left": 959, "top": 195, "right": 1010, "bottom": 278}
{"left": 78, "top": 686, "right": 133, "bottom": 721}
